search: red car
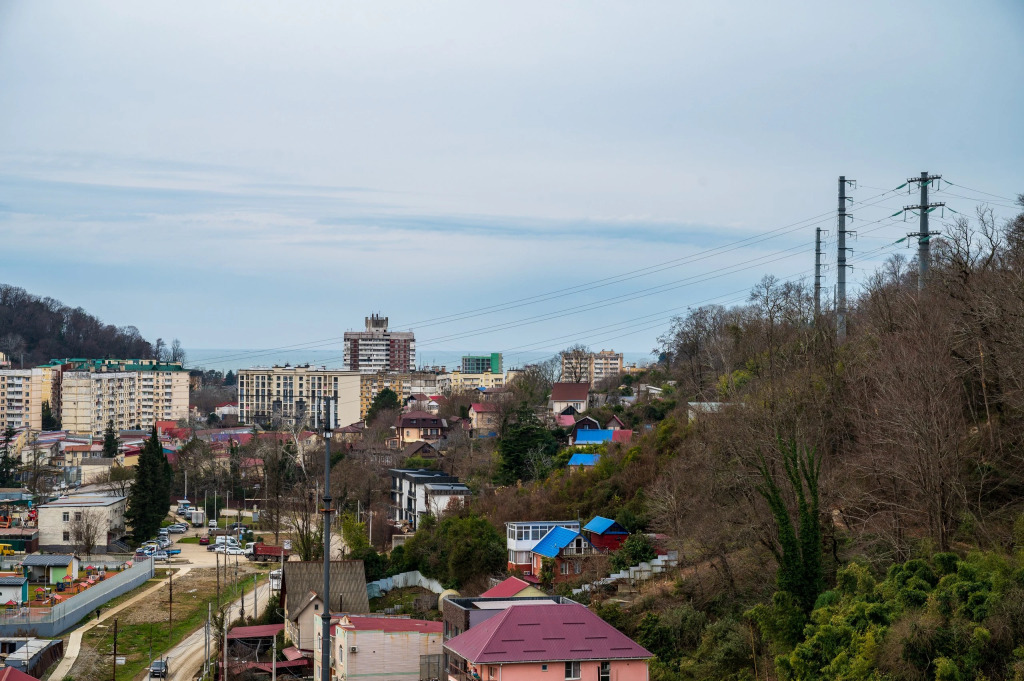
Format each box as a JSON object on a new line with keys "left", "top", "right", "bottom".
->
{"left": 199, "top": 536, "right": 209, "bottom": 545}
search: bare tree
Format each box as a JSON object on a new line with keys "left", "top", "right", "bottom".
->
{"left": 69, "top": 508, "right": 104, "bottom": 557}
{"left": 101, "top": 466, "right": 135, "bottom": 498}
{"left": 560, "top": 344, "right": 592, "bottom": 383}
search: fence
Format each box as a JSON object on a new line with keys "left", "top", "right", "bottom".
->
{"left": 0, "top": 557, "right": 155, "bottom": 637}
{"left": 366, "top": 571, "right": 446, "bottom": 600}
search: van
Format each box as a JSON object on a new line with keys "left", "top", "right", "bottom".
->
{"left": 214, "top": 536, "right": 239, "bottom": 547}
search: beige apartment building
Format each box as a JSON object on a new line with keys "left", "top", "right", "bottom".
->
{"left": 37, "top": 494, "right": 128, "bottom": 553}
{"left": 0, "top": 366, "right": 60, "bottom": 430}
{"left": 359, "top": 371, "right": 441, "bottom": 419}
{"left": 560, "top": 349, "right": 624, "bottom": 384}
{"left": 59, "top": 360, "right": 189, "bottom": 436}
{"left": 237, "top": 365, "right": 360, "bottom": 428}
{"left": 437, "top": 370, "right": 504, "bottom": 394}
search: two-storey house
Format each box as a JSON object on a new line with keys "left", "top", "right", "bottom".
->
{"left": 530, "top": 526, "right": 598, "bottom": 582}
{"left": 389, "top": 469, "right": 470, "bottom": 530}
{"left": 505, "top": 521, "right": 579, "bottom": 575}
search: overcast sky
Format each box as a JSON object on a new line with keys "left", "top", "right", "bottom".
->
{"left": 1, "top": 1, "right": 1022, "bottom": 365}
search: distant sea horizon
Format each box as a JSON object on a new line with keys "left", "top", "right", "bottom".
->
{"left": 187, "top": 348, "right": 655, "bottom": 375}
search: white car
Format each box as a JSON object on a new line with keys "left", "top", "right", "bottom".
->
{"left": 223, "top": 546, "right": 245, "bottom": 556}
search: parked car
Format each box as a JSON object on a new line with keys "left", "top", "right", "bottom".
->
{"left": 153, "top": 551, "right": 169, "bottom": 562}
{"left": 167, "top": 524, "right": 187, "bottom": 534}
{"left": 157, "top": 528, "right": 169, "bottom": 536}
{"left": 208, "top": 520, "right": 218, "bottom": 529}
{"left": 157, "top": 538, "right": 171, "bottom": 549}
{"left": 224, "top": 546, "right": 245, "bottom": 556}
{"left": 199, "top": 535, "right": 209, "bottom": 545}
{"left": 227, "top": 522, "right": 249, "bottom": 531}
{"left": 150, "top": 659, "right": 168, "bottom": 678}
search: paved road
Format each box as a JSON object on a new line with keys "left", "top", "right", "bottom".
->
{"left": 165, "top": 576, "right": 273, "bottom": 681}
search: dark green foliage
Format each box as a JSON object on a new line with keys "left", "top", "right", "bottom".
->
{"left": 366, "top": 388, "right": 401, "bottom": 424}
{"left": 402, "top": 511, "right": 505, "bottom": 588}
{"left": 341, "top": 513, "right": 388, "bottom": 581}
{"left": 224, "top": 370, "right": 236, "bottom": 386}
{"left": 0, "top": 426, "right": 18, "bottom": 487}
{"left": 496, "top": 404, "right": 558, "bottom": 484}
{"left": 610, "top": 533, "right": 658, "bottom": 571}
{"left": 756, "top": 439, "right": 823, "bottom": 614}
{"left": 40, "top": 400, "right": 59, "bottom": 430}
{"left": 126, "top": 427, "right": 171, "bottom": 541}
{"left": 102, "top": 420, "right": 119, "bottom": 458}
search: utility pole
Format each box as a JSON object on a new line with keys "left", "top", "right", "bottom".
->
{"left": 216, "top": 551, "right": 220, "bottom": 608}
{"left": 905, "top": 172, "right": 944, "bottom": 290}
{"left": 814, "top": 226, "right": 823, "bottom": 318}
{"left": 837, "top": 176, "right": 855, "bottom": 340}
{"left": 317, "top": 396, "right": 337, "bottom": 681}
{"left": 112, "top": 618, "right": 119, "bottom": 681}
{"left": 224, "top": 609, "right": 229, "bottom": 681}
{"left": 205, "top": 602, "right": 211, "bottom": 680}
{"left": 168, "top": 569, "right": 173, "bottom": 643}
{"left": 272, "top": 624, "right": 277, "bottom": 681}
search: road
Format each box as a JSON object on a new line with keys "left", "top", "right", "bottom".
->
{"left": 165, "top": 575, "right": 273, "bottom": 681}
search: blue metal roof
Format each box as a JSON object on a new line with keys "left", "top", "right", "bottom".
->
{"left": 567, "top": 453, "right": 599, "bottom": 467}
{"left": 531, "top": 526, "right": 581, "bottom": 558}
{"left": 574, "top": 429, "right": 615, "bottom": 444}
{"left": 583, "top": 516, "right": 627, "bottom": 535}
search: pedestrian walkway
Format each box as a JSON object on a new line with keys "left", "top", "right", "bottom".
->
{"left": 49, "top": 567, "right": 192, "bottom": 680}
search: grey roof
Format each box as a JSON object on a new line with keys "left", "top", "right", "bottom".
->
{"left": 0, "top": 576, "right": 26, "bottom": 585}
{"left": 21, "top": 555, "right": 75, "bottom": 567}
{"left": 281, "top": 561, "right": 369, "bottom": 620}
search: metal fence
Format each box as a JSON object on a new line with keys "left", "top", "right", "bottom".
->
{"left": 0, "top": 557, "right": 155, "bottom": 637}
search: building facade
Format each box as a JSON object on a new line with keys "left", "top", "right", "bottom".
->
{"left": 315, "top": 616, "right": 443, "bottom": 681}
{"left": 389, "top": 468, "right": 470, "bottom": 530}
{"left": 505, "top": 521, "right": 580, "bottom": 574}
{"left": 438, "top": 371, "right": 505, "bottom": 394}
{"left": 237, "top": 365, "right": 360, "bottom": 428}
{"left": 0, "top": 367, "right": 59, "bottom": 430}
{"left": 36, "top": 495, "right": 127, "bottom": 553}
{"left": 461, "top": 354, "right": 502, "bottom": 375}
{"left": 343, "top": 315, "right": 416, "bottom": 374}
{"left": 560, "top": 350, "right": 623, "bottom": 384}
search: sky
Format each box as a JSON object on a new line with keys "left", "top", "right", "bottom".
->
{"left": 1, "top": 0, "right": 1022, "bottom": 367}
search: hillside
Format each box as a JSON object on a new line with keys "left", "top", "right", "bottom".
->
{"left": 0, "top": 283, "right": 156, "bottom": 366}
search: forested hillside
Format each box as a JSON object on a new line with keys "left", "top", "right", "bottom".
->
{"left": 0, "top": 283, "right": 156, "bottom": 365}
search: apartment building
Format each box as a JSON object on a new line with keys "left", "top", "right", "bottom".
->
{"left": 437, "top": 371, "right": 504, "bottom": 394}
{"left": 461, "top": 353, "right": 502, "bottom": 375}
{"left": 343, "top": 314, "right": 416, "bottom": 373}
{"left": 55, "top": 359, "right": 188, "bottom": 436}
{"left": 389, "top": 468, "right": 470, "bottom": 530}
{"left": 237, "top": 365, "right": 360, "bottom": 429}
{"left": 0, "top": 366, "right": 59, "bottom": 430}
{"left": 37, "top": 494, "right": 127, "bottom": 553}
{"left": 560, "top": 350, "right": 623, "bottom": 384}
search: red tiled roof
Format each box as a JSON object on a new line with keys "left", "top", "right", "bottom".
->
{"left": 0, "top": 667, "right": 39, "bottom": 681}
{"left": 334, "top": 616, "right": 443, "bottom": 634}
{"left": 612, "top": 430, "right": 633, "bottom": 443}
{"left": 227, "top": 623, "right": 284, "bottom": 639}
{"left": 555, "top": 415, "right": 576, "bottom": 427}
{"left": 479, "top": 577, "right": 532, "bottom": 598}
{"left": 214, "top": 401, "right": 238, "bottom": 408}
{"left": 429, "top": 395, "right": 447, "bottom": 402}
{"left": 282, "top": 646, "right": 305, "bottom": 661}
{"left": 470, "top": 403, "right": 498, "bottom": 413}
{"left": 550, "top": 383, "right": 590, "bottom": 402}
{"left": 444, "top": 603, "right": 650, "bottom": 664}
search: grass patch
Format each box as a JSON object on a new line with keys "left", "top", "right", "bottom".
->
{"left": 176, "top": 537, "right": 200, "bottom": 544}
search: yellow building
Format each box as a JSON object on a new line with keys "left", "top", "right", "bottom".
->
{"left": 54, "top": 359, "right": 189, "bottom": 436}
{"left": 0, "top": 366, "right": 60, "bottom": 431}
{"left": 561, "top": 349, "right": 624, "bottom": 384}
{"left": 438, "top": 370, "right": 505, "bottom": 394}
{"left": 237, "top": 365, "right": 361, "bottom": 428}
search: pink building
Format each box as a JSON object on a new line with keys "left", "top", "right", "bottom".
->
{"left": 444, "top": 603, "right": 651, "bottom": 681}
{"left": 316, "top": 615, "right": 444, "bottom": 681}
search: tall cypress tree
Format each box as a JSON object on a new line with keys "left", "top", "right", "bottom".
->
{"left": 127, "top": 427, "right": 170, "bottom": 541}
{"left": 102, "top": 420, "right": 119, "bottom": 458}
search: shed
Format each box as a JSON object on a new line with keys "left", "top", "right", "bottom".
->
{"left": 582, "top": 516, "right": 630, "bottom": 552}
{"left": 21, "top": 555, "right": 79, "bottom": 585}
{"left": 0, "top": 576, "right": 28, "bottom": 604}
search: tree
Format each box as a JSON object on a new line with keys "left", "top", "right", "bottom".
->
{"left": 496, "top": 405, "right": 558, "bottom": 484}
{"left": 126, "top": 427, "right": 171, "bottom": 542}
{"left": 610, "top": 533, "right": 657, "bottom": 571}
{"left": 0, "top": 426, "right": 18, "bottom": 488}
{"left": 170, "top": 338, "right": 187, "bottom": 365}
{"left": 19, "top": 436, "right": 60, "bottom": 497}
{"left": 40, "top": 400, "right": 59, "bottom": 430}
{"left": 402, "top": 511, "right": 505, "bottom": 589}
{"left": 288, "top": 484, "right": 323, "bottom": 561}
{"left": 366, "top": 388, "right": 401, "bottom": 424}
{"left": 224, "top": 370, "right": 237, "bottom": 386}
{"left": 69, "top": 508, "right": 104, "bottom": 557}
{"left": 102, "top": 420, "right": 119, "bottom": 458}
{"left": 561, "top": 343, "right": 591, "bottom": 383}
{"left": 102, "top": 466, "right": 135, "bottom": 498}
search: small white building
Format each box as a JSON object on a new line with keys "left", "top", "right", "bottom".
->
{"left": 504, "top": 520, "right": 581, "bottom": 575}
{"left": 36, "top": 495, "right": 127, "bottom": 553}
{"left": 0, "top": 575, "right": 28, "bottom": 605}
{"left": 315, "top": 615, "right": 443, "bottom": 681}
{"left": 388, "top": 469, "right": 470, "bottom": 531}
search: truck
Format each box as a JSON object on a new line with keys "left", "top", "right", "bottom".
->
{"left": 246, "top": 542, "right": 291, "bottom": 562}
{"left": 189, "top": 509, "right": 205, "bottom": 527}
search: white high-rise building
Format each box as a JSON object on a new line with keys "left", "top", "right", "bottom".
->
{"left": 342, "top": 315, "right": 416, "bottom": 374}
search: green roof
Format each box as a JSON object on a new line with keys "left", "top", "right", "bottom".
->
{"left": 45, "top": 359, "right": 186, "bottom": 372}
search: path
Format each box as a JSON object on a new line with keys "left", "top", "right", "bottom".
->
{"left": 49, "top": 567, "right": 193, "bottom": 680}
{"left": 165, "top": 576, "right": 272, "bottom": 681}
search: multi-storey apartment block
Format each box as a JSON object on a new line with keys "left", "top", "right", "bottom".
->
{"left": 55, "top": 359, "right": 189, "bottom": 436}
{"left": 560, "top": 349, "right": 623, "bottom": 384}
{"left": 0, "top": 366, "right": 59, "bottom": 430}
{"left": 343, "top": 314, "right": 416, "bottom": 373}
{"left": 237, "top": 364, "right": 360, "bottom": 428}
{"left": 437, "top": 371, "right": 505, "bottom": 394}
{"left": 461, "top": 353, "right": 502, "bottom": 375}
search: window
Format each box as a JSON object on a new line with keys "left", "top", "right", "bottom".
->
{"left": 74, "top": 512, "right": 82, "bottom": 521}
{"left": 565, "top": 662, "right": 580, "bottom": 680}
{"left": 574, "top": 561, "right": 582, "bottom": 574}
{"left": 63, "top": 531, "right": 70, "bottom": 541}
{"left": 560, "top": 561, "right": 569, "bottom": 575}
{"left": 541, "top": 665, "right": 548, "bottom": 672}
{"left": 62, "top": 512, "right": 69, "bottom": 522}
{"left": 489, "top": 667, "right": 498, "bottom": 679}
{"left": 599, "top": 662, "right": 610, "bottom": 681}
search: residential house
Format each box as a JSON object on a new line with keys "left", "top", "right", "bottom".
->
{"left": 468, "top": 403, "right": 499, "bottom": 436}
{"left": 573, "top": 430, "right": 632, "bottom": 447}
{"left": 479, "top": 577, "right": 547, "bottom": 599}
{"left": 605, "top": 415, "right": 626, "bottom": 431}
{"left": 687, "top": 401, "right": 726, "bottom": 421}
{"left": 568, "top": 416, "right": 599, "bottom": 443}
{"left": 554, "top": 414, "right": 575, "bottom": 428}
{"left": 390, "top": 469, "right": 470, "bottom": 530}
{"left": 582, "top": 517, "right": 630, "bottom": 552}
{"left": 566, "top": 453, "right": 599, "bottom": 470}
{"left": 530, "top": 527, "right": 599, "bottom": 582}
{"left": 441, "top": 595, "right": 576, "bottom": 643}
{"left": 400, "top": 441, "right": 439, "bottom": 462}
{"left": 408, "top": 394, "right": 441, "bottom": 415}
{"left": 36, "top": 495, "right": 127, "bottom": 553}
{"left": 549, "top": 383, "right": 589, "bottom": 417}
{"left": 0, "top": 575, "right": 28, "bottom": 605}
{"left": 214, "top": 402, "right": 239, "bottom": 419}
{"left": 505, "top": 521, "right": 580, "bottom": 575}
{"left": 444, "top": 603, "right": 651, "bottom": 681}
{"left": 281, "top": 560, "right": 370, "bottom": 654}
{"left": 316, "top": 615, "right": 443, "bottom": 681}
{"left": 21, "top": 555, "right": 79, "bottom": 585}
{"left": 392, "top": 411, "right": 448, "bottom": 449}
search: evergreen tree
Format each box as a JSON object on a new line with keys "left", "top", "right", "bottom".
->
{"left": 365, "top": 388, "right": 401, "bottom": 424}
{"left": 127, "top": 427, "right": 171, "bottom": 541}
{"left": 496, "top": 405, "right": 558, "bottom": 484}
{"left": 224, "top": 370, "right": 236, "bottom": 386}
{"left": 0, "top": 426, "right": 17, "bottom": 488}
{"left": 102, "top": 420, "right": 119, "bottom": 458}
{"left": 40, "top": 401, "right": 59, "bottom": 430}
